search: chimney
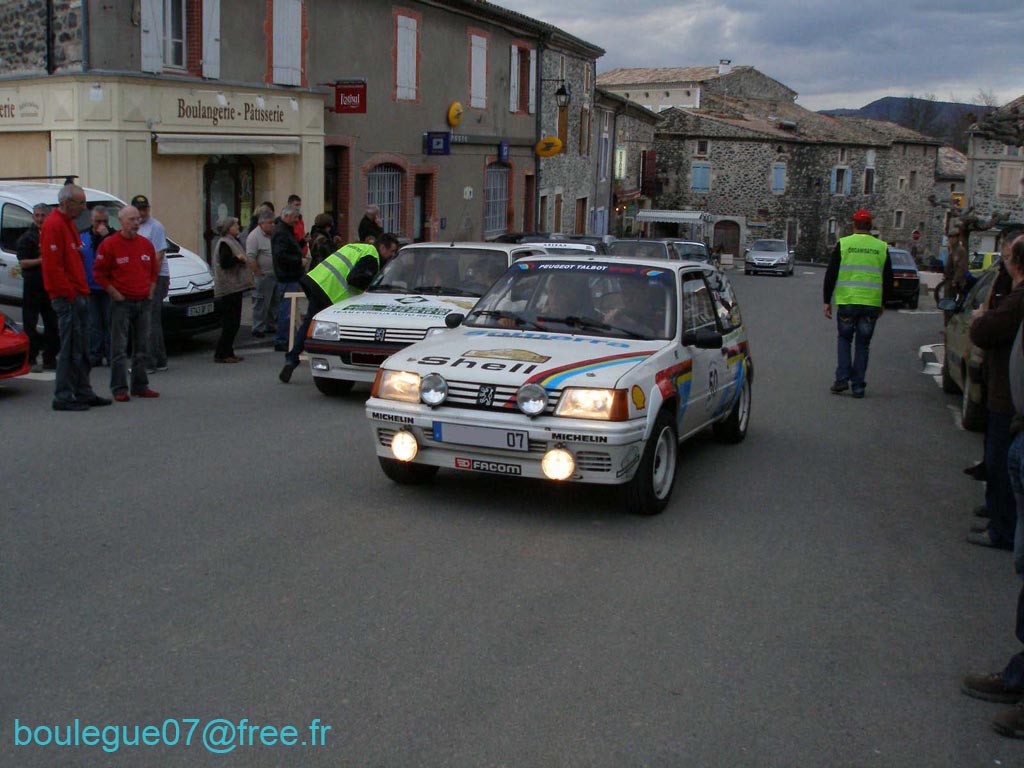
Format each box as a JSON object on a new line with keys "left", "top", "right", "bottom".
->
{"left": 718, "top": 59, "right": 732, "bottom": 75}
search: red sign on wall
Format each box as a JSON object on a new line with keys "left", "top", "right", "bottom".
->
{"left": 334, "top": 83, "right": 367, "bottom": 113}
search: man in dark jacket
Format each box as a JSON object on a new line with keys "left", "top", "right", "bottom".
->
{"left": 358, "top": 205, "right": 383, "bottom": 243}
{"left": 272, "top": 206, "right": 306, "bottom": 352}
{"left": 17, "top": 203, "right": 59, "bottom": 371}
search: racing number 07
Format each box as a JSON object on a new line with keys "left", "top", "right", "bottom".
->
{"left": 507, "top": 432, "right": 526, "bottom": 450}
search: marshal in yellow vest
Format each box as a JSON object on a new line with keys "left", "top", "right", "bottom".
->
{"left": 307, "top": 243, "right": 379, "bottom": 304}
{"left": 834, "top": 233, "right": 887, "bottom": 307}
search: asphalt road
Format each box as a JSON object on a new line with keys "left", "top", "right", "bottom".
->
{"left": 1, "top": 271, "right": 1021, "bottom": 767}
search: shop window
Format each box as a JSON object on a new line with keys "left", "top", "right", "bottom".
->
{"left": 203, "top": 155, "right": 254, "bottom": 262}
{"left": 368, "top": 163, "right": 404, "bottom": 233}
{"left": 483, "top": 163, "right": 510, "bottom": 237}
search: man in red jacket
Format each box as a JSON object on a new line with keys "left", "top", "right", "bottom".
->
{"left": 41, "top": 183, "right": 110, "bottom": 411}
{"left": 94, "top": 205, "right": 160, "bottom": 402}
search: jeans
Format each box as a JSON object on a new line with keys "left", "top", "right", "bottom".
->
{"left": 985, "top": 410, "right": 1016, "bottom": 548}
{"left": 147, "top": 274, "right": 169, "bottom": 368}
{"left": 215, "top": 291, "right": 243, "bottom": 360}
{"left": 86, "top": 290, "right": 111, "bottom": 365}
{"left": 835, "top": 304, "right": 880, "bottom": 392}
{"left": 285, "top": 292, "right": 331, "bottom": 367}
{"left": 51, "top": 295, "right": 96, "bottom": 405}
{"left": 1003, "top": 431, "right": 1024, "bottom": 687}
{"left": 252, "top": 272, "right": 278, "bottom": 333}
{"left": 110, "top": 298, "right": 151, "bottom": 395}
{"left": 274, "top": 281, "right": 299, "bottom": 347}
{"left": 22, "top": 286, "right": 59, "bottom": 365}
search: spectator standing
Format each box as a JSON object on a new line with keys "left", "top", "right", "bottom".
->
{"left": 279, "top": 234, "right": 400, "bottom": 383}
{"left": 93, "top": 206, "right": 160, "bottom": 402}
{"left": 40, "top": 183, "right": 110, "bottom": 411}
{"left": 211, "top": 216, "right": 254, "bottom": 363}
{"left": 132, "top": 195, "right": 169, "bottom": 373}
{"left": 271, "top": 206, "right": 305, "bottom": 352}
{"left": 245, "top": 208, "right": 277, "bottom": 337}
{"left": 16, "top": 202, "right": 59, "bottom": 372}
{"left": 287, "top": 194, "right": 307, "bottom": 255}
{"left": 244, "top": 200, "right": 274, "bottom": 240}
{"left": 822, "top": 209, "right": 893, "bottom": 398}
{"left": 358, "top": 205, "right": 384, "bottom": 243}
{"left": 79, "top": 205, "right": 113, "bottom": 366}
{"left": 945, "top": 229, "right": 970, "bottom": 298}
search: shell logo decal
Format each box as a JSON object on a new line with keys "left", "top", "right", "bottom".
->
{"left": 631, "top": 385, "right": 646, "bottom": 410}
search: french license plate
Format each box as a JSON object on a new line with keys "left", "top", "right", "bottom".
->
{"left": 186, "top": 301, "right": 214, "bottom": 318}
{"left": 433, "top": 422, "right": 529, "bottom": 452}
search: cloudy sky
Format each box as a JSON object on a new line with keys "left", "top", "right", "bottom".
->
{"left": 497, "top": 0, "right": 1024, "bottom": 110}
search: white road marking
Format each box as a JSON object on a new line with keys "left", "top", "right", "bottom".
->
{"left": 899, "top": 309, "right": 941, "bottom": 315}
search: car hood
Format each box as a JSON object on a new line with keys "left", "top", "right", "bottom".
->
{"left": 166, "top": 246, "right": 214, "bottom": 293}
{"left": 315, "top": 292, "right": 480, "bottom": 329}
{"left": 387, "top": 326, "right": 665, "bottom": 388}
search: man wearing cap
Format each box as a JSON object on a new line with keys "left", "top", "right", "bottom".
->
{"left": 132, "top": 194, "right": 169, "bottom": 373}
{"left": 823, "top": 209, "right": 893, "bottom": 398}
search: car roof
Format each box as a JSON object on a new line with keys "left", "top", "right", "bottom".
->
{"left": 514, "top": 254, "right": 706, "bottom": 271}
{"left": 0, "top": 181, "right": 124, "bottom": 206}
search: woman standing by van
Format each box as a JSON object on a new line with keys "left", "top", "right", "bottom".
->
{"left": 212, "top": 217, "right": 253, "bottom": 363}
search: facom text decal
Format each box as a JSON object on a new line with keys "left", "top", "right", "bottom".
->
{"left": 454, "top": 457, "right": 522, "bottom": 475}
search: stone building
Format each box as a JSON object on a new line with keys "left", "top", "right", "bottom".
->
{"left": 965, "top": 94, "right": 1024, "bottom": 251}
{"left": 932, "top": 146, "right": 967, "bottom": 256}
{"left": 0, "top": 0, "right": 604, "bottom": 257}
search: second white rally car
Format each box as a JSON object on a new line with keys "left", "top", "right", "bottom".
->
{"left": 366, "top": 255, "right": 753, "bottom": 515}
{"left": 304, "top": 241, "right": 547, "bottom": 395}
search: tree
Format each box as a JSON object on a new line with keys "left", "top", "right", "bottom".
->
{"left": 900, "top": 93, "right": 943, "bottom": 138}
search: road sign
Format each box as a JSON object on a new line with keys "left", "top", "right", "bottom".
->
{"left": 912, "top": 229, "right": 921, "bottom": 241}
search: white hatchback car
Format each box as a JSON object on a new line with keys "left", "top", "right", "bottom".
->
{"left": 0, "top": 182, "right": 219, "bottom": 337}
{"left": 366, "top": 255, "right": 753, "bottom": 515}
{"left": 304, "top": 241, "right": 548, "bottom": 395}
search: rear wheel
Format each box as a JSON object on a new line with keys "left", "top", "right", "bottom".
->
{"left": 961, "top": 367, "right": 985, "bottom": 432}
{"left": 907, "top": 292, "right": 919, "bottom": 309}
{"left": 714, "top": 369, "right": 751, "bottom": 444}
{"left": 622, "top": 410, "right": 678, "bottom": 516}
{"left": 378, "top": 457, "right": 439, "bottom": 485}
{"left": 314, "top": 377, "right": 354, "bottom": 396}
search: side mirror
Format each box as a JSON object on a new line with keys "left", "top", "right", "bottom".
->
{"left": 682, "top": 328, "right": 723, "bottom": 349}
{"left": 937, "top": 298, "right": 958, "bottom": 312}
{"left": 445, "top": 312, "right": 465, "bottom": 329}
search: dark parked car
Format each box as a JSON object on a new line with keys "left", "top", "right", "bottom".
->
{"left": 888, "top": 248, "right": 920, "bottom": 309}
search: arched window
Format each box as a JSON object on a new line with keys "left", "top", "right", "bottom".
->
{"left": 484, "top": 162, "right": 510, "bottom": 237}
{"left": 367, "top": 163, "right": 403, "bottom": 234}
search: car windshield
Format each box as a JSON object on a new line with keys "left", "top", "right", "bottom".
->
{"left": 466, "top": 261, "right": 677, "bottom": 341}
{"left": 889, "top": 249, "right": 916, "bottom": 268}
{"left": 672, "top": 242, "right": 709, "bottom": 260}
{"left": 368, "top": 247, "right": 508, "bottom": 297}
{"left": 609, "top": 240, "right": 670, "bottom": 259}
{"left": 751, "top": 240, "right": 787, "bottom": 252}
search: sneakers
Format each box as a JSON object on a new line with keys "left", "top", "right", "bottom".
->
{"left": 279, "top": 362, "right": 297, "bottom": 383}
{"left": 114, "top": 392, "right": 130, "bottom": 402}
{"left": 84, "top": 395, "right": 112, "bottom": 407}
{"left": 132, "top": 388, "right": 160, "bottom": 398}
{"left": 830, "top": 380, "right": 849, "bottom": 394}
{"left": 52, "top": 400, "right": 88, "bottom": 411}
{"left": 993, "top": 701, "right": 1024, "bottom": 738}
{"left": 962, "top": 672, "right": 1024, "bottom": 703}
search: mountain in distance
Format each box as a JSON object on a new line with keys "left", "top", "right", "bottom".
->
{"left": 820, "top": 96, "right": 996, "bottom": 151}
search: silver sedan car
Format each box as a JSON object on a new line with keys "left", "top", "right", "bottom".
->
{"left": 744, "top": 239, "right": 794, "bottom": 276}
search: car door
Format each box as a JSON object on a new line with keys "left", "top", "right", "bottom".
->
{"left": 0, "top": 202, "right": 33, "bottom": 300}
{"left": 679, "top": 270, "right": 721, "bottom": 437}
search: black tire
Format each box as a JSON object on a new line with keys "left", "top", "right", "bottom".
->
{"left": 622, "top": 409, "right": 678, "bottom": 516}
{"left": 961, "top": 367, "right": 985, "bottom": 432}
{"left": 745, "top": 269, "right": 752, "bottom": 275}
{"left": 907, "top": 292, "right": 919, "bottom": 309}
{"left": 941, "top": 348, "right": 959, "bottom": 394}
{"left": 378, "top": 457, "right": 439, "bottom": 484}
{"left": 714, "top": 368, "right": 751, "bottom": 444}
{"left": 314, "top": 376, "right": 354, "bottom": 396}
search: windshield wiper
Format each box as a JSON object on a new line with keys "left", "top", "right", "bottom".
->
{"left": 468, "top": 309, "right": 541, "bottom": 329}
{"left": 536, "top": 315, "right": 646, "bottom": 339}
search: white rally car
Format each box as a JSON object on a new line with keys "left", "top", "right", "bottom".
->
{"left": 304, "top": 241, "right": 547, "bottom": 395}
{"left": 366, "top": 255, "right": 753, "bottom": 515}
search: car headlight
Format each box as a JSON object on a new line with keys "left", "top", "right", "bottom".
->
{"left": 555, "top": 388, "right": 629, "bottom": 420}
{"left": 516, "top": 383, "right": 547, "bottom": 416}
{"left": 424, "top": 327, "right": 447, "bottom": 338}
{"left": 377, "top": 370, "right": 422, "bottom": 403}
{"left": 420, "top": 372, "right": 448, "bottom": 406}
{"left": 312, "top": 320, "right": 340, "bottom": 341}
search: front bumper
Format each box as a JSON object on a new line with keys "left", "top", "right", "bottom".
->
{"left": 889, "top": 278, "right": 920, "bottom": 303}
{"left": 746, "top": 260, "right": 788, "bottom": 274}
{"left": 366, "top": 396, "right": 648, "bottom": 485}
{"left": 306, "top": 339, "right": 413, "bottom": 383}
{"left": 162, "top": 293, "right": 222, "bottom": 339}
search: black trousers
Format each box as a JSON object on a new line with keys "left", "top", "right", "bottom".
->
{"left": 23, "top": 286, "right": 59, "bottom": 364}
{"left": 215, "top": 292, "right": 243, "bottom": 360}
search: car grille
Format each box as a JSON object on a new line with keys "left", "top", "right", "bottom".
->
{"left": 168, "top": 289, "right": 214, "bottom": 305}
{"left": 0, "top": 351, "right": 27, "bottom": 374}
{"left": 339, "top": 326, "right": 428, "bottom": 344}
{"left": 443, "top": 379, "right": 564, "bottom": 415}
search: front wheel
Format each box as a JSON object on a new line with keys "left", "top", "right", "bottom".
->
{"left": 314, "top": 377, "right": 354, "bottom": 396}
{"left": 378, "top": 457, "right": 439, "bottom": 485}
{"left": 622, "top": 410, "right": 678, "bottom": 516}
{"left": 714, "top": 369, "right": 751, "bottom": 444}
{"left": 907, "top": 292, "right": 919, "bottom": 310}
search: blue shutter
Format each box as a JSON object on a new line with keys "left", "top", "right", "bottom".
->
{"left": 843, "top": 170, "right": 852, "bottom": 195}
{"left": 692, "top": 162, "right": 710, "bottom": 192}
{"left": 829, "top": 168, "right": 837, "bottom": 195}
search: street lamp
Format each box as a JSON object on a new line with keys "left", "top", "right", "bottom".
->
{"left": 542, "top": 79, "right": 572, "bottom": 108}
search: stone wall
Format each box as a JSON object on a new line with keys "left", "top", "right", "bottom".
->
{"left": 0, "top": 0, "right": 81, "bottom": 75}
{"left": 704, "top": 70, "right": 796, "bottom": 104}
{"left": 967, "top": 135, "right": 1024, "bottom": 237}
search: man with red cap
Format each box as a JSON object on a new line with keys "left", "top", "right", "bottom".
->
{"left": 822, "top": 209, "right": 893, "bottom": 398}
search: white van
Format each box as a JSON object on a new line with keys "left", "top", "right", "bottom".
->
{"left": 0, "top": 181, "right": 221, "bottom": 338}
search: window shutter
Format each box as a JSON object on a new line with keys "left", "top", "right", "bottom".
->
{"left": 202, "top": 0, "right": 221, "bottom": 79}
{"left": 843, "top": 170, "right": 852, "bottom": 195}
{"left": 528, "top": 49, "right": 536, "bottom": 114}
{"left": 508, "top": 45, "right": 519, "bottom": 112}
{"left": 642, "top": 150, "right": 658, "bottom": 195}
{"left": 273, "top": 0, "right": 302, "bottom": 86}
{"left": 470, "top": 35, "right": 487, "bottom": 109}
{"left": 396, "top": 15, "right": 417, "bottom": 100}
{"left": 829, "top": 168, "right": 838, "bottom": 195}
{"left": 141, "top": 0, "right": 163, "bottom": 73}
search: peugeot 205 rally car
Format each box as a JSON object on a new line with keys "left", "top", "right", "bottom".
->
{"left": 304, "top": 241, "right": 547, "bottom": 395}
{"left": 365, "top": 255, "right": 753, "bottom": 515}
